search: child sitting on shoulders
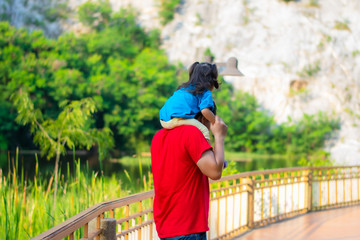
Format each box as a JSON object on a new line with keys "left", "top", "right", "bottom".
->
{"left": 159, "top": 61, "right": 219, "bottom": 141}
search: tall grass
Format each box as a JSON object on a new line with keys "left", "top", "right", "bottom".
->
{"left": 0, "top": 150, "right": 152, "bottom": 239}
{"left": 1, "top": 149, "right": 304, "bottom": 239}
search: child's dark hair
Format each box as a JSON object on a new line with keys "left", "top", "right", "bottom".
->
{"left": 178, "top": 62, "right": 219, "bottom": 95}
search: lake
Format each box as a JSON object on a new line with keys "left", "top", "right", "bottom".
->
{"left": 1, "top": 150, "right": 302, "bottom": 186}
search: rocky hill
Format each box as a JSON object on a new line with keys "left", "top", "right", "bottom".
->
{"left": 1, "top": 0, "right": 359, "bottom": 165}
{"left": 161, "top": 0, "right": 360, "bottom": 165}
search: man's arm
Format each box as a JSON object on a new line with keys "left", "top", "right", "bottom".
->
{"left": 197, "top": 116, "right": 227, "bottom": 180}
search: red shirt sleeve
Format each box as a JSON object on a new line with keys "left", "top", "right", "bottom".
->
{"left": 185, "top": 126, "right": 212, "bottom": 164}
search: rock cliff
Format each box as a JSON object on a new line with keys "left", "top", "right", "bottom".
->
{"left": 160, "top": 0, "right": 360, "bottom": 165}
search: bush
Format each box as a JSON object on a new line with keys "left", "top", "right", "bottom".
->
{"left": 214, "top": 81, "right": 340, "bottom": 159}
{"left": 158, "top": 0, "right": 181, "bottom": 25}
{"left": 0, "top": 4, "right": 179, "bottom": 156}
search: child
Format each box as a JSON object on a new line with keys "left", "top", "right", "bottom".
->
{"left": 159, "top": 62, "right": 219, "bottom": 141}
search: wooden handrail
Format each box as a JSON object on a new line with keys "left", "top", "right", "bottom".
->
{"left": 32, "top": 191, "right": 154, "bottom": 240}
{"left": 32, "top": 165, "right": 360, "bottom": 240}
{"left": 211, "top": 165, "right": 360, "bottom": 183}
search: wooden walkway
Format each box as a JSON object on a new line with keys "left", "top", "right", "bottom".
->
{"left": 235, "top": 205, "right": 360, "bottom": 240}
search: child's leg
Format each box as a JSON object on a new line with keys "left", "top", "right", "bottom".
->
{"left": 160, "top": 118, "right": 210, "bottom": 141}
{"left": 160, "top": 119, "right": 180, "bottom": 129}
{"left": 180, "top": 119, "right": 211, "bottom": 140}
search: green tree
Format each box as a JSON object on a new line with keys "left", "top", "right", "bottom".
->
{"left": 0, "top": 5, "right": 179, "bottom": 156}
{"left": 12, "top": 89, "right": 113, "bottom": 212}
{"left": 213, "top": 81, "right": 340, "bottom": 161}
{"left": 158, "top": 0, "right": 181, "bottom": 25}
{"left": 214, "top": 82, "right": 274, "bottom": 152}
{"left": 101, "top": 48, "right": 177, "bottom": 152}
{"left": 78, "top": 0, "right": 112, "bottom": 31}
{"left": 279, "top": 113, "right": 340, "bottom": 155}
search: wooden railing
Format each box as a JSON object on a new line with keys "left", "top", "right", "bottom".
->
{"left": 32, "top": 166, "right": 360, "bottom": 240}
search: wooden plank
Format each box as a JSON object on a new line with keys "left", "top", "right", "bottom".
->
{"left": 116, "top": 209, "right": 152, "bottom": 224}
{"left": 116, "top": 220, "right": 154, "bottom": 237}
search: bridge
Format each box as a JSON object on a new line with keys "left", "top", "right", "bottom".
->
{"left": 235, "top": 205, "right": 360, "bottom": 239}
{"left": 32, "top": 166, "right": 360, "bottom": 240}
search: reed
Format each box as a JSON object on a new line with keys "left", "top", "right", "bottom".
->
{"left": 1, "top": 150, "right": 242, "bottom": 239}
{"left": 0, "top": 150, "right": 152, "bottom": 239}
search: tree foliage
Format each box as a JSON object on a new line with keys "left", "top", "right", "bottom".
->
{"left": 158, "top": 0, "right": 181, "bottom": 25}
{"left": 12, "top": 88, "right": 114, "bottom": 211}
{"left": 0, "top": 0, "right": 340, "bottom": 166}
{"left": 12, "top": 89, "right": 113, "bottom": 160}
{"left": 0, "top": 3, "right": 179, "bottom": 157}
{"left": 78, "top": 0, "right": 112, "bottom": 31}
{"left": 214, "top": 81, "right": 340, "bottom": 161}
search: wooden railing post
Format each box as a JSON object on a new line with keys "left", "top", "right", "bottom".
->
{"left": 125, "top": 205, "right": 129, "bottom": 240}
{"left": 100, "top": 218, "right": 116, "bottom": 240}
{"left": 150, "top": 197, "right": 154, "bottom": 240}
{"left": 89, "top": 217, "right": 97, "bottom": 237}
{"left": 242, "top": 178, "right": 254, "bottom": 229}
{"left": 307, "top": 170, "right": 313, "bottom": 211}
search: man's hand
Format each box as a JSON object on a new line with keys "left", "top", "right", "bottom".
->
{"left": 197, "top": 115, "right": 227, "bottom": 180}
{"left": 210, "top": 115, "right": 228, "bottom": 139}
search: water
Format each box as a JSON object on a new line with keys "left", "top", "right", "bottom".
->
{"left": 1, "top": 150, "right": 300, "bottom": 184}
{"left": 0, "top": 150, "right": 152, "bottom": 188}
{"left": 234, "top": 157, "right": 300, "bottom": 173}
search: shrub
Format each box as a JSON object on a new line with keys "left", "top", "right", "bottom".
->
{"left": 158, "top": 0, "right": 181, "bottom": 25}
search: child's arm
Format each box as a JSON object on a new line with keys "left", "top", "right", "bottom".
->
{"left": 201, "top": 108, "right": 216, "bottom": 124}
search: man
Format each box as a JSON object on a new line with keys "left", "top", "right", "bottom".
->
{"left": 151, "top": 110, "right": 228, "bottom": 240}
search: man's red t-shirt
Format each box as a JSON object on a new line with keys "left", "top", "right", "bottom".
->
{"left": 151, "top": 125, "right": 212, "bottom": 238}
